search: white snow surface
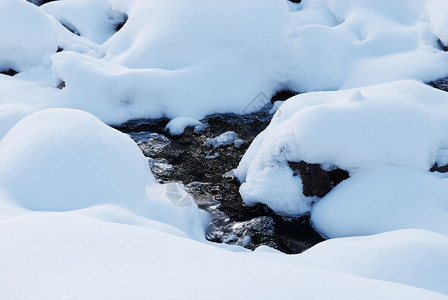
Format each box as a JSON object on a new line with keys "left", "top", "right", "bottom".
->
{"left": 1, "top": 0, "right": 448, "bottom": 135}
{"left": 1, "top": 213, "right": 446, "bottom": 299}
{"left": 0, "top": 108, "right": 206, "bottom": 240}
{"left": 2, "top": 1, "right": 448, "bottom": 298}
{"left": 261, "top": 229, "right": 448, "bottom": 296}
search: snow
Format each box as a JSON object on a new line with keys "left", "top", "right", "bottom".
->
{"left": 0, "top": 0, "right": 58, "bottom": 72}
{"left": 0, "top": 0, "right": 447, "bottom": 135}
{"left": 206, "top": 131, "right": 244, "bottom": 149}
{"left": 165, "top": 117, "right": 202, "bottom": 136}
{"left": 311, "top": 167, "right": 448, "bottom": 238}
{"left": 236, "top": 80, "right": 448, "bottom": 219}
{"left": 0, "top": 212, "right": 446, "bottom": 299}
{"left": 0, "top": 108, "right": 206, "bottom": 240}
{"left": 1, "top": 0, "right": 448, "bottom": 298}
{"left": 295, "top": 229, "right": 448, "bottom": 295}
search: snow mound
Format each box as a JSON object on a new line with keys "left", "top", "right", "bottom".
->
{"left": 0, "top": 108, "right": 206, "bottom": 239}
{"left": 311, "top": 167, "right": 448, "bottom": 237}
{"left": 287, "top": 0, "right": 448, "bottom": 91}
{"left": 297, "top": 229, "right": 448, "bottom": 295}
{"left": 0, "top": 108, "right": 150, "bottom": 212}
{"left": 0, "top": 0, "right": 58, "bottom": 72}
{"left": 165, "top": 117, "right": 202, "bottom": 136}
{"left": 236, "top": 80, "right": 448, "bottom": 218}
{"left": 42, "top": 0, "right": 126, "bottom": 44}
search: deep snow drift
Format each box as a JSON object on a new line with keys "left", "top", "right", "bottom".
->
{"left": 1, "top": 0, "right": 448, "bottom": 298}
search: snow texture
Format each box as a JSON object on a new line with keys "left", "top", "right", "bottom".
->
{"left": 1, "top": 1, "right": 448, "bottom": 298}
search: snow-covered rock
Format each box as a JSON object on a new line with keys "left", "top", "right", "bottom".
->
{"left": 236, "top": 80, "right": 448, "bottom": 225}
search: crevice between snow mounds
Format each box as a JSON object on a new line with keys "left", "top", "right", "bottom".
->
{"left": 27, "top": 0, "right": 57, "bottom": 6}
{"left": 288, "top": 161, "right": 349, "bottom": 198}
{"left": 430, "top": 162, "right": 448, "bottom": 173}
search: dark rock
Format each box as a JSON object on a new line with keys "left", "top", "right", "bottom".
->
{"left": 289, "top": 0, "right": 302, "bottom": 3}
{"left": 270, "top": 89, "right": 299, "bottom": 104}
{"left": 428, "top": 78, "right": 448, "bottom": 92}
{"left": 57, "top": 81, "right": 65, "bottom": 89}
{"left": 288, "top": 161, "right": 349, "bottom": 197}
{"left": 115, "top": 109, "right": 326, "bottom": 254}
{"left": 27, "top": 0, "right": 58, "bottom": 5}
{"left": 1, "top": 69, "right": 18, "bottom": 76}
{"left": 437, "top": 39, "right": 448, "bottom": 52}
{"left": 430, "top": 162, "right": 448, "bottom": 173}
{"left": 115, "top": 13, "right": 128, "bottom": 32}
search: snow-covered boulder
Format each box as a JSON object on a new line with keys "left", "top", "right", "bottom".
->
{"left": 236, "top": 80, "right": 448, "bottom": 236}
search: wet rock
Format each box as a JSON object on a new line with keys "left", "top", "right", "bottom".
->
{"left": 270, "top": 89, "right": 299, "bottom": 103}
{"left": 57, "top": 81, "right": 65, "bottom": 89}
{"left": 1, "top": 69, "right": 18, "bottom": 76}
{"left": 428, "top": 78, "right": 448, "bottom": 92}
{"left": 288, "top": 161, "right": 349, "bottom": 197}
{"left": 130, "top": 132, "right": 170, "bottom": 156}
{"left": 27, "top": 0, "right": 58, "bottom": 5}
{"left": 437, "top": 39, "right": 448, "bottom": 52}
{"left": 430, "top": 162, "right": 448, "bottom": 173}
{"left": 115, "top": 109, "right": 326, "bottom": 254}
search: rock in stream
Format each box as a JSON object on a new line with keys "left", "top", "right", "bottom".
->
{"left": 114, "top": 108, "right": 325, "bottom": 254}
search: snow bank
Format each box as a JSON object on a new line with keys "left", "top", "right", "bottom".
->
{"left": 296, "top": 229, "right": 448, "bottom": 295}
{"left": 42, "top": 0, "right": 125, "bottom": 44}
{"left": 287, "top": 0, "right": 448, "bottom": 91}
{"left": 0, "top": 212, "right": 445, "bottom": 299}
{"left": 0, "top": 108, "right": 206, "bottom": 239}
{"left": 44, "top": 0, "right": 290, "bottom": 123}
{"left": 0, "top": 0, "right": 58, "bottom": 72}
{"left": 236, "top": 80, "right": 448, "bottom": 221}
{"left": 311, "top": 167, "right": 448, "bottom": 237}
